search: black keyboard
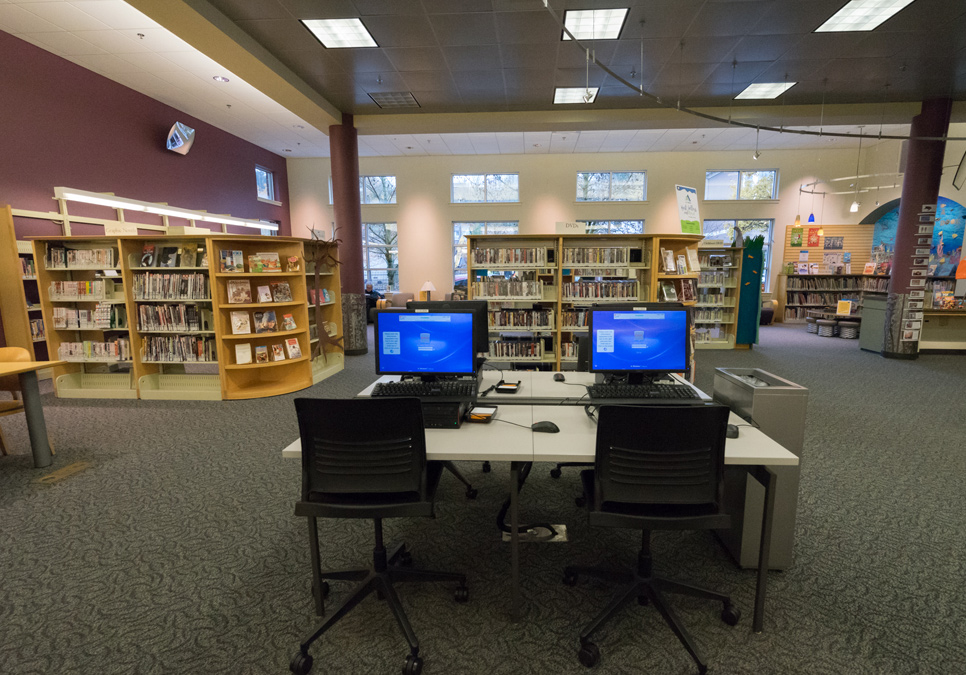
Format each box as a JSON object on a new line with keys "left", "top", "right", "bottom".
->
{"left": 587, "top": 383, "right": 699, "bottom": 400}
{"left": 372, "top": 380, "right": 477, "bottom": 398}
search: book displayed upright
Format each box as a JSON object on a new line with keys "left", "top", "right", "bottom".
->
{"left": 256, "top": 285, "right": 273, "bottom": 303}
{"left": 235, "top": 343, "right": 252, "bottom": 365}
{"left": 254, "top": 310, "right": 277, "bottom": 333}
{"left": 230, "top": 311, "right": 251, "bottom": 335}
{"left": 227, "top": 280, "right": 252, "bottom": 304}
{"left": 285, "top": 337, "right": 302, "bottom": 359}
{"left": 270, "top": 281, "right": 293, "bottom": 302}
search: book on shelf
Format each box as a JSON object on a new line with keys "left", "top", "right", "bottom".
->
{"left": 256, "top": 285, "right": 273, "bottom": 303}
{"left": 235, "top": 343, "right": 252, "bottom": 365}
{"left": 140, "top": 244, "right": 155, "bottom": 267}
{"left": 158, "top": 247, "right": 179, "bottom": 268}
{"left": 677, "top": 254, "right": 688, "bottom": 274}
{"left": 254, "top": 345, "right": 269, "bottom": 364}
{"left": 836, "top": 300, "right": 853, "bottom": 315}
{"left": 220, "top": 250, "right": 244, "bottom": 272}
{"left": 809, "top": 263, "right": 820, "bottom": 275}
{"left": 271, "top": 343, "right": 286, "bottom": 361}
{"left": 270, "top": 281, "right": 293, "bottom": 302}
{"left": 179, "top": 244, "right": 199, "bottom": 267}
{"left": 660, "top": 248, "right": 676, "bottom": 273}
{"left": 257, "top": 252, "right": 282, "bottom": 273}
{"left": 282, "top": 313, "right": 297, "bottom": 331}
{"left": 199, "top": 249, "right": 208, "bottom": 268}
{"left": 248, "top": 254, "right": 264, "bottom": 273}
{"left": 322, "top": 288, "right": 332, "bottom": 303}
{"left": 253, "top": 310, "right": 277, "bottom": 333}
{"left": 230, "top": 311, "right": 251, "bottom": 335}
{"left": 285, "top": 337, "right": 302, "bottom": 359}
{"left": 795, "top": 263, "right": 809, "bottom": 275}
{"left": 680, "top": 278, "right": 696, "bottom": 302}
{"left": 227, "top": 280, "right": 252, "bottom": 304}
{"left": 661, "top": 282, "right": 678, "bottom": 302}
{"left": 686, "top": 248, "right": 701, "bottom": 272}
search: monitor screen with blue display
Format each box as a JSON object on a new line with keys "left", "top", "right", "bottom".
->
{"left": 588, "top": 308, "right": 690, "bottom": 377}
{"left": 375, "top": 310, "right": 476, "bottom": 376}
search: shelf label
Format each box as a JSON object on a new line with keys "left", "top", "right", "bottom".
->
{"left": 555, "top": 221, "right": 586, "bottom": 234}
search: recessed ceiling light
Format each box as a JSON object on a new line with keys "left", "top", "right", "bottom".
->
{"left": 212, "top": 75, "right": 229, "bottom": 83}
{"left": 368, "top": 91, "right": 420, "bottom": 108}
{"left": 554, "top": 87, "right": 599, "bottom": 104}
{"left": 562, "top": 9, "right": 629, "bottom": 40}
{"left": 735, "top": 82, "right": 797, "bottom": 99}
{"left": 815, "top": 0, "right": 915, "bottom": 33}
{"left": 301, "top": 18, "right": 377, "bottom": 48}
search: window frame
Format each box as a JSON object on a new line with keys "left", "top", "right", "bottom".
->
{"left": 362, "top": 222, "right": 399, "bottom": 293}
{"left": 577, "top": 220, "right": 645, "bottom": 234}
{"left": 327, "top": 175, "right": 398, "bottom": 205}
{"left": 704, "top": 169, "right": 779, "bottom": 201}
{"left": 451, "top": 173, "right": 520, "bottom": 204}
{"left": 255, "top": 165, "right": 275, "bottom": 202}
{"left": 575, "top": 171, "right": 647, "bottom": 202}
{"left": 701, "top": 218, "right": 775, "bottom": 291}
{"left": 452, "top": 221, "right": 520, "bottom": 287}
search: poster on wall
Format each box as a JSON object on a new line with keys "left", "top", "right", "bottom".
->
{"left": 790, "top": 227, "right": 803, "bottom": 246}
{"left": 930, "top": 199, "right": 965, "bottom": 277}
{"left": 675, "top": 185, "right": 701, "bottom": 234}
{"left": 807, "top": 228, "right": 821, "bottom": 247}
{"left": 823, "top": 236, "right": 844, "bottom": 249}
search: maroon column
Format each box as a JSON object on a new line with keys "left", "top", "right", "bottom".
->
{"left": 882, "top": 99, "right": 951, "bottom": 358}
{"left": 329, "top": 113, "right": 367, "bottom": 355}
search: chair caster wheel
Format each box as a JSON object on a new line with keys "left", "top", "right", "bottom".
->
{"left": 454, "top": 585, "right": 469, "bottom": 603}
{"left": 466, "top": 488, "right": 478, "bottom": 500}
{"left": 403, "top": 653, "right": 423, "bottom": 675}
{"left": 311, "top": 581, "right": 330, "bottom": 599}
{"left": 637, "top": 594, "right": 649, "bottom": 606}
{"left": 290, "top": 649, "right": 313, "bottom": 674}
{"left": 399, "top": 550, "right": 413, "bottom": 567}
{"left": 482, "top": 461, "right": 491, "bottom": 473}
{"left": 574, "top": 495, "right": 586, "bottom": 508}
{"left": 550, "top": 468, "right": 562, "bottom": 479}
{"left": 578, "top": 641, "right": 600, "bottom": 668}
{"left": 563, "top": 569, "right": 578, "bottom": 586}
{"left": 721, "top": 602, "right": 741, "bottom": 626}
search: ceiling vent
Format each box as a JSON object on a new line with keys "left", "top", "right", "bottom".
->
{"left": 368, "top": 92, "right": 420, "bottom": 109}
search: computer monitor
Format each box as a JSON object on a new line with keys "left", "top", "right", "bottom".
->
{"left": 588, "top": 306, "right": 691, "bottom": 382}
{"left": 407, "top": 300, "right": 488, "bottom": 357}
{"left": 375, "top": 310, "right": 476, "bottom": 378}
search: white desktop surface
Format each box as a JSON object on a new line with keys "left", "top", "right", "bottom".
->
{"left": 526, "top": 371, "right": 711, "bottom": 401}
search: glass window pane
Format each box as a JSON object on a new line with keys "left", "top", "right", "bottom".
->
{"left": 485, "top": 174, "right": 519, "bottom": 202}
{"left": 583, "top": 221, "right": 609, "bottom": 234}
{"left": 610, "top": 172, "right": 646, "bottom": 201}
{"left": 705, "top": 171, "right": 739, "bottom": 200}
{"left": 454, "top": 246, "right": 467, "bottom": 270}
{"left": 739, "top": 170, "right": 777, "bottom": 199}
{"left": 255, "top": 167, "right": 273, "bottom": 200}
{"left": 367, "top": 247, "right": 398, "bottom": 270}
{"left": 362, "top": 176, "right": 397, "bottom": 204}
{"left": 453, "top": 222, "right": 485, "bottom": 246}
{"left": 365, "top": 222, "right": 397, "bottom": 246}
{"left": 576, "top": 172, "right": 610, "bottom": 201}
{"left": 736, "top": 219, "right": 773, "bottom": 244}
{"left": 609, "top": 220, "right": 644, "bottom": 234}
{"left": 703, "top": 219, "right": 736, "bottom": 241}
{"left": 485, "top": 222, "right": 519, "bottom": 235}
{"left": 452, "top": 174, "right": 485, "bottom": 202}
{"left": 367, "top": 269, "right": 398, "bottom": 293}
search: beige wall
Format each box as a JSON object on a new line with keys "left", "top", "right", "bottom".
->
{"left": 287, "top": 128, "right": 966, "bottom": 296}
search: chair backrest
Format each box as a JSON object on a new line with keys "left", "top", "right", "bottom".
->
{"left": 0, "top": 347, "right": 32, "bottom": 393}
{"left": 594, "top": 404, "right": 729, "bottom": 508}
{"left": 294, "top": 397, "right": 426, "bottom": 498}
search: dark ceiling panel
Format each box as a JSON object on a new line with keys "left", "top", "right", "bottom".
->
{"left": 626, "top": 2, "right": 705, "bottom": 39}
{"left": 555, "top": 42, "right": 617, "bottom": 70}
{"left": 609, "top": 38, "right": 679, "bottom": 68}
{"left": 678, "top": 36, "right": 742, "bottom": 64}
{"left": 401, "top": 70, "right": 458, "bottom": 92}
{"left": 443, "top": 45, "right": 503, "bottom": 72}
{"left": 276, "top": 0, "right": 358, "bottom": 20}
{"left": 494, "top": 10, "right": 560, "bottom": 45}
{"left": 421, "top": 0, "right": 495, "bottom": 15}
{"left": 503, "top": 68, "right": 556, "bottom": 90}
{"left": 428, "top": 13, "right": 499, "bottom": 47}
{"left": 207, "top": 0, "right": 290, "bottom": 22}
{"left": 237, "top": 19, "right": 323, "bottom": 52}
{"left": 705, "top": 60, "right": 772, "bottom": 85}
{"left": 357, "top": 71, "right": 407, "bottom": 92}
{"left": 748, "top": 0, "right": 844, "bottom": 36}
{"left": 500, "top": 42, "right": 558, "bottom": 70}
{"left": 363, "top": 15, "right": 437, "bottom": 48}
{"left": 686, "top": 1, "right": 773, "bottom": 37}
{"left": 873, "top": 0, "right": 966, "bottom": 33}
{"left": 457, "top": 70, "right": 506, "bottom": 93}
{"left": 383, "top": 47, "right": 446, "bottom": 72}
{"left": 350, "top": 0, "right": 422, "bottom": 16}
{"left": 729, "top": 34, "right": 795, "bottom": 63}
{"left": 323, "top": 48, "right": 395, "bottom": 74}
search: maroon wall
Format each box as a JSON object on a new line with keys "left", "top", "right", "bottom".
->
{"left": 0, "top": 30, "right": 291, "bottom": 237}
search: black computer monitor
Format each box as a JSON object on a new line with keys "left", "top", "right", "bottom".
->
{"left": 587, "top": 305, "right": 691, "bottom": 382}
{"left": 407, "top": 300, "right": 489, "bottom": 357}
{"left": 375, "top": 310, "right": 476, "bottom": 378}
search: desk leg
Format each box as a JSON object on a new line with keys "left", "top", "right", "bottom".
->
{"left": 18, "top": 370, "right": 52, "bottom": 469}
{"left": 510, "top": 461, "right": 522, "bottom": 622}
{"left": 750, "top": 466, "right": 777, "bottom": 633}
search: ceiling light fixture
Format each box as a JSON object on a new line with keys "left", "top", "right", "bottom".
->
{"left": 735, "top": 82, "right": 797, "bottom": 99}
{"left": 562, "top": 8, "right": 629, "bottom": 40}
{"left": 815, "top": 0, "right": 916, "bottom": 33}
{"left": 753, "top": 127, "right": 761, "bottom": 160}
{"left": 301, "top": 18, "right": 377, "bottom": 48}
{"left": 554, "top": 87, "right": 599, "bottom": 104}
{"left": 212, "top": 75, "right": 229, "bottom": 83}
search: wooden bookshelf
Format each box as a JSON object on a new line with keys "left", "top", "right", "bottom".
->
{"left": 694, "top": 244, "right": 743, "bottom": 349}
{"left": 0, "top": 206, "right": 42, "bottom": 355}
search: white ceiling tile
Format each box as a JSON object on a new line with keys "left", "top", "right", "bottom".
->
{"left": 114, "top": 49, "right": 182, "bottom": 71}
{"left": 128, "top": 27, "right": 193, "bottom": 53}
{"left": 68, "top": 1, "right": 156, "bottom": 30}
{"left": 648, "top": 129, "right": 696, "bottom": 152}
{"left": 574, "top": 130, "right": 609, "bottom": 153}
{"left": 24, "top": 1, "right": 110, "bottom": 31}
{"left": 67, "top": 51, "right": 142, "bottom": 73}
{"left": 523, "top": 131, "right": 551, "bottom": 153}
{"left": 0, "top": 4, "right": 60, "bottom": 32}
{"left": 597, "top": 130, "right": 637, "bottom": 153}
{"left": 496, "top": 132, "right": 524, "bottom": 154}
{"left": 155, "top": 49, "right": 224, "bottom": 72}
{"left": 74, "top": 28, "right": 150, "bottom": 53}
{"left": 468, "top": 133, "right": 500, "bottom": 154}
{"left": 18, "top": 29, "right": 104, "bottom": 54}
{"left": 441, "top": 134, "right": 476, "bottom": 155}
{"left": 623, "top": 130, "right": 667, "bottom": 152}
{"left": 549, "top": 131, "right": 579, "bottom": 153}
{"left": 414, "top": 134, "right": 450, "bottom": 155}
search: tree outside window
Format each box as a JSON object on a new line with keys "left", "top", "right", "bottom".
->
{"left": 703, "top": 219, "right": 774, "bottom": 290}
{"left": 452, "top": 174, "right": 519, "bottom": 203}
{"left": 580, "top": 220, "right": 644, "bottom": 234}
{"left": 705, "top": 170, "right": 777, "bottom": 200}
{"left": 453, "top": 221, "right": 519, "bottom": 289}
{"left": 363, "top": 222, "right": 398, "bottom": 292}
{"left": 577, "top": 171, "right": 646, "bottom": 201}
{"left": 255, "top": 166, "right": 274, "bottom": 201}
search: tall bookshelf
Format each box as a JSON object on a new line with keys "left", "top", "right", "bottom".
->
{"left": 777, "top": 274, "right": 884, "bottom": 322}
{"left": 466, "top": 233, "right": 711, "bottom": 370}
{"left": 0, "top": 205, "right": 44, "bottom": 355}
{"left": 30, "top": 235, "right": 342, "bottom": 400}
{"left": 303, "top": 239, "right": 345, "bottom": 385}
{"left": 694, "top": 244, "right": 743, "bottom": 349}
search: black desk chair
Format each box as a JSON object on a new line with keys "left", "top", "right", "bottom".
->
{"left": 290, "top": 398, "right": 469, "bottom": 675}
{"left": 564, "top": 404, "right": 740, "bottom": 674}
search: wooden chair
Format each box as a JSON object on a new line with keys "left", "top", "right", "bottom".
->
{"left": 0, "top": 347, "right": 52, "bottom": 456}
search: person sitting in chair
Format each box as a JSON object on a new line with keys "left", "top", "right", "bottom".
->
{"left": 365, "top": 282, "right": 384, "bottom": 322}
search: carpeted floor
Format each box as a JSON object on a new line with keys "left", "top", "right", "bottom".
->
{"left": 1, "top": 323, "right": 964, "bottom": 674}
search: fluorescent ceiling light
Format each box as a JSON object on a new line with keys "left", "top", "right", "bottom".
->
{"left": 562, "top": 8, "right": 629, "bottom": 40}
{"left": 301, "top": 18, "right": 377, "bottom": 48}
{"left": 815, "top": 0, "right": 915, "bottom": 32}
{"left": 554, "top": 87, "right": 599, "bottom": 104}
{"left": 735, "top": 82, "right": 797, "bottom": 99}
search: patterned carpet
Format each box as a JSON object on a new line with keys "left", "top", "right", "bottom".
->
{"left": 1, "top": 324, "right": 965, "bottom": 674}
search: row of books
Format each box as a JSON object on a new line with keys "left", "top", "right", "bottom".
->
{"left": 698, "top": 254, "right": 732, "bottom": 269}
{"left": 487, "top": 340, "right": 544, "bottom": 359}
{"left": 561, "top": 247, "right": 628, "bottom": 265}
{"left": 308, "top": 287, "right": 333, "bottom": 305}
{"left": 660, "top": 248, "right": 701, "bottom": 274}
{"left": 52, "top": 303, "right": 126, "bottom": 330}
{"left": 219, "top": 250, "right": 283, "bottom": 273}
{"left": 562, "top": 280, "right": 638, "bottom": 300}
{"left": 661, "top": 279, "right": 697, "bottom": 303}
{"left": 569, "top": 268, "right": 630, "bottom": 277}
{"left": 487, "top": 308, "right": 554, "bottom": 329}
{"left": 20, "top": 257, "right": 36, "bottom": 277}
{"left": 786, "top": 277, "right": 864, "bottom": 291}
{"left": 561, "top": 309, "right": 591, "bottom": 328}
{"left": 698, "top": 271, "right": 736, "bottom": 287}
{"left": 230, "top": 309, "right": 297, "bottom": 335}
{"left": 694, "top": 308, "right": 735, "bottom": 323}
{"left": 695, "top": 291, "right": 734, "bottom": 305}
{"left": 140, "top": 336, "right": 216, "bottom": 363}
{"left": 235, "top": 338, "right": 302, "bottom": 365}
{"left": 226, "top": 280, "right": 293, "bottom": 304}
{"left": 45, "top": 246, "right": 115, "bottom": 269}
{"left": 139, "top": 244, "right": 206, "bottom": 268}
{"left": 133, "top": 272, "right": 210, "bottom": 300}
{"left": 49, "top": 279, "right": 114, "bottom": 300}
{"left": 137, "top": 304, "right": 211, "bottom": 332}
{"left": 472, "top": 280, "right": 543, "bottom": 298}
{"left": 29, "top": 318, "right": 45, "bottom": 340}
{"left": 560, "top": 341, "right": 577, "bottom": 358}
{"left": 786, "top": 293, "right": 860, "bottom": 306}
{"left": 472, "top": 247, "right": 548, "bottom": 266}
{"left": 58, "top": 338, "right": 131, "bottom": 362}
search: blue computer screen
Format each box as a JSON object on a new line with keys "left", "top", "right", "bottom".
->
{"left": 589, "top": 310, "right": 689, "bottom": 373}
{"left": 376, "top": 311, "right": 476, "bottom": 375}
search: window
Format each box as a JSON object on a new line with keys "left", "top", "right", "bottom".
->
{"left": 704, "top": 170, "right": 778, "bottom": 200}
{"left": 255, "top": 166, "right": 274, "bottom": 201}
{"left": 576, "top": 171, "right": 647, "bottom": 201}
{"left": 328, "top": 176, "right": 397, "bottom": 205}
{"left": 362, "top": 222, "right": 398, "bottom": 293}
{"left": 453, "top": 221, "right": 519, "bottom": 288}
{"left": 703, "top": 219, "right": 775, "bottom": 290}
{"left": 452, "top": 174, "right": 519, "bottom": 203}
{"left": 579, "top": 220, "right": 644, "bottom": 235}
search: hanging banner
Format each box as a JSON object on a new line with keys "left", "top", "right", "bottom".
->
{"left": 675, "top": 185, "right": 701, "bottom": 234}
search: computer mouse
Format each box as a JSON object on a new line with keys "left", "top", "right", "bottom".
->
{"left": 553, "top": 373, "right": 566, "bottom": 382}
{"left": 726, "top": 424, "right": 739, "bottom": 439}
{"left": 531, "top": 421, "right": 560, "bottom": 433}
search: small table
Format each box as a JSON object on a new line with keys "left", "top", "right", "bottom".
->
{"left": 0, "top": 360, "right": 65, "bottom": 468}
